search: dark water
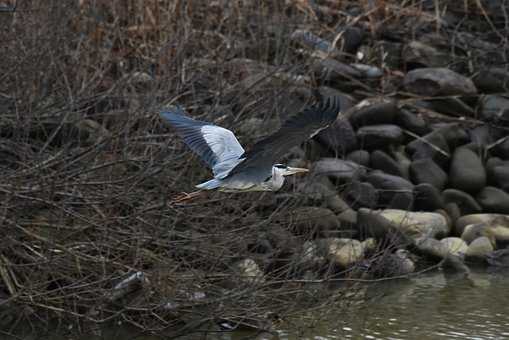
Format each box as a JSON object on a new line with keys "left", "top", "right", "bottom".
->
{"left": 13, "top": 269, "right": 509, "bottom": 340}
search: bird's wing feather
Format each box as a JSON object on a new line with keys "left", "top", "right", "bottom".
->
{"left": 160, "top": 107, "right": 245, "bottom": 177}
{"left": 226, "top": 96, "right": 341, "bottom": 181}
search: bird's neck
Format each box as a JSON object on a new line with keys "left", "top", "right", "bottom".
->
{"left": 270, "top": 168, "right": 285, "bottom": 190}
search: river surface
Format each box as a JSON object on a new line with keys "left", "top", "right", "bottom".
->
{"left": 15, "top": 268, "right": 509, "bottom": 340}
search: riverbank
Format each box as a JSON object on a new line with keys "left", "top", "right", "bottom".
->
{"left": 1, "top": 1, "right": 509, "bottom": 338}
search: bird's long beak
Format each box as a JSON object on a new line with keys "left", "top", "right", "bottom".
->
{"left": 284, "top": 167, "right": 309, "bottom": 176}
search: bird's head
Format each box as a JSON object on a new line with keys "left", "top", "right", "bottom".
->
{"left": 273, "top": 163, "right": 309, "bottom": 176}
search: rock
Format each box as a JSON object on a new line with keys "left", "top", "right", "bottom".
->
{"left": 409, "top": 158, "right": 447, "bottom": 190}
{"left": 433, "top": 123, "right": 469, "bottom": 149}
{"left": 466, "top": 236, "right": 494, "bottom": 261}
{"left": 402, "top": 41, "right": 450, "bottom": 68}
{"left": 325, "top": 238, "right": 364, "bottom": 268}
{"left": 476, "top": 187, "right": 509, "bottom": 214}
{"left": 313, "top": 58, "right": 362, "bottom": 81}
{"left": 364, "top": 171, "right": 414, "bottom": 203}
{"left": 403, "top": 67, "right": 477, "bottom": 96}
{"left": 442, "top": 189, "right": 482, "bottom": 216}
{"left": 346, "top": 150, "right": 370, "bottom": 166}
{"left": 440, "top": 237, "right": 468, "bottom": 257}
{"left": 294, "top": 241, "right": 326, "bottom": 271}
{"left": 287, "top": 207, "right": 340, "bottom": 235}
{"left": 351, "top": 64, "right": 383, "bottom": 78}
{"left": 414, "top": 183, "right": 444, "bottom": 211}
{"left": 316, "top": 118, "right": 358, "bottom": 154}
{"left": 360, "top": 238, "right": 377, "bottom": 254}
{"left": 312, "top": 158, "right": 366, "bottom": 182}
{"left": 379, "top": 209, "right": 450, "bottom": 239}
{"left": 448, "top": 148, "right": 486, "bottom": 193}
{"left": 406, "top": 131, "right": 450, "bottom": 166}
{"left": 473, "top": 67, "right": 509, "bottom": 93}
{"left": 444, "top": 203, "right": 462, "bottom": 224}
{"left": 441, "top": 254, "right": 471, "bottom": 277}
{"left": 357, "top": 208, "right": 414, "bottom": 246}
{"left": 233, "top": 259, "right": 264, "bottom": 284}
{"left": 291, "top": 29, "right": 333, "bottom": 53}
{"left": 486, "top": 248, "right": 509, "bottom": 267}
{"left": 349, "top": 98, "right": 398, "bottom": 128}
{"left": 461, "top": 223, "right": 496, "bottom": 245}
{"left": 395, "top": 109, "right": 429, "bottom": 136}
{"left": 391, "top": 148, "right": 411, "bottom": 179}
{"left": 357, "top": 124, "right": 404, "bottom": 149}
{"left": 428, "top": 97, "right": 476, "bottom": 118}
{"left": 455, "top": 214, "right": 506, "bottom": 236}
{"left": 325, "top": 194, "right": 354, "bottom": 215}
{"left": 336, "top": 26, "right": 365, "bottom": 54}
{"left": 370, "top": 150, "right": 405, "bottom": 178}
{"left": 470, "top": 125, "right": 502, "bottom": 147}
{"left": 367, "top": 249, "right": 415, "bottom": 278}
{"left": 460, "top": 217, "right": 509, "bottom": 244}
{"left": 388, "top": 192, "right": 414, "bottom": 210}
{"left": 489, "top": 163, "right": 509, "bottom": 192}
{"left": 491, "top": 136, "right": 509, "bottom": 160}
{"left": 414, "top": 237, "right": 449, "bottom": 259}
{"left": 344, "top": 181, "right": 378, "bottom": 209}
{"left": 480, "top": 95, "right": 509, "bottom": 125}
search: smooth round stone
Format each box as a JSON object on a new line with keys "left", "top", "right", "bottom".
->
{"left": 461, "top": 223, "right": 495, "bottom": 245}
{"left": 357, "top": 124, "right": 404, "bottom": 149}
{"left": 344, "top": 181, "right": 378, "bottom": 209}
{"left": 433, "top": 123, "right": 470, "bottom": 150}
{"left": 490, "top": 164, "right": 509, "bottom": 192}
{"left": 476, "top": 186, "right": 509, "bottom": 214}
{"left": 324, "top": 238, "right": 364, "bottom": 268}
{"left": 377, "top": 209, "right": 450, "bottom": 239}
{"left": 388, "top": 192, "right": 414, "bottom": 210}
{"left": 449, "top": 148, "right": 486, "bottom": 193}
{"left": 287, "top": 207, "right": 340, "bottom": 235}
{"left": 473, "top": 67, "right": 509, "bottom": 93}
{"left": 492, "top": 137, "right": 509, "bottom": 159}
{"left": 455, "top": 214, "right": 506, "bottom": 236}
{"left": 391, "top": 148, "right": 411, "bottom": 179}
{"left": 409, "top": 158, "right": 447, "bottom": 190}
{"left": 466, "top": 236, "right": 494, "bottom": 260}
{"left": 371, "top": 150, "right": 405, "bottom": 178}
{"left": 349, "top": 99, "right": 398, "bottom": 127}
{"left": 440, "top": 237, "right": 468, "bottom": 257}
{"left": 406, "top": 131, "right": 450, "bottom": 166}
{"left": 414, "top": 237, "right": 449, "bottom": 259}
{"left": 443, "top": 189, "right": 482, "bottom": 215}
{"left": 233, "top": 259, "right": 265, "bottom": 284}
{"left": 470, "top": 125, "right": 502, "bottom": 147}
{"left": 480, "top": 94, "right": 509, "bottom": 124}
{"left": 365, "top": 171, "right": 414, "bottom": 203}
{"left": 414, "top": 183, "right": 444, "bottom": 211}
{"left": 346, "top": 150, "right": 370, "bottom": 166}
{"left": 444, "top": 203, "right": 461, "bottom": 224}
{"left": 312, "top": 158, "right": 366, "bottom": 182}
{"left": 403, "top": 67, "right": 477, "bottom": 96}
{"left": 316, "top": 118, "right": 358, "bottom": 154}
{"left": 395, "top": 109, "right": 429, "bottom": 135}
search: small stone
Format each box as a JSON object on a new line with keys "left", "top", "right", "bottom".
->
{"left": 414, "top": 237, "right": 449, "bottom": 259}
{"left": 313, "top": 58, "right": 362, "bottom": 81}
{"left": 414, "top": 183, "right": 444, "bottom": 211}
{"left": 233, "top": 259, "right": 264, "bottom": 284}
{"left": 371, "top": 150, "right": 405, "bottom": 177}
{"left": 409, "top": 158, "right": 447, "bottom": 190}
{"left": 473, "top": 67, "right": 509, "bottom": 93}
{"left": 406, "top": 131, "right": 450, "bottom": 166}
{"left": 378, "top": 209, "right": 450, "bottom": 239}
{"left": 346, "top": 150, "right": 370, "bottom": 166}
{"left": 490, "top": 163, "right": 509, "bottom": 192}
{"left": 480, "top": 94, "right": 509, "bottom": 125}
{"left": 491, "top": 137, "right": 509, "bottom": 159}
{"left": 476, "top": 186, "right": 509, "bottom": 214}
{"left": 365, "top": 171, "right": 414, "bottom": 204}
{"left": 349, "top": 98, "right": 398, "bottom": 128}
{"left": 448, "top": 148, "right": 486, "bottom": 194}
{"left": 388, "top": 192, "right": 414, "bottom": 210}
{"left": 466, "top": 236, "right": 494, "bottom": 261}
{"left": 325, "top": 238, "right": 364, "bottom": 268}
{"left": 455, "top": 214, "right": 506, "bottom": 236}
{"left": 395, "top": 109, "right": 429, "bottom": 136}
{"left": 402, "top": 41, "right": 450, "bottom": 68}
{"left": 403, "top": 67, "right": 477, "bottom": 96}
{"left": 440, "top": 237, "right": 468, "bottom": 257}
{"left": 443, "top": 189, "right": 482, "bottom": 215}
{"left": 316, "top": 118, "right": 358, "bottom": 154}
{"left": 312, "top": 158, "right": 366, "bottom": 182}
{"left": 357, "top": 124, "right": 404, "bottom": 149}
{"left": 344, "top": 181, "right": 378, "bottom": 209}
{"left": 461, "top": 223, "right": 495, "bottom": 245}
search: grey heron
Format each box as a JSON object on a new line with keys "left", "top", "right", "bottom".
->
{"left": 160, "top": 96, "right": 340, "bottom": 198}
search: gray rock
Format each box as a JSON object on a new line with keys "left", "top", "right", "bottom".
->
{"left": 477, "top": 186, "right": 509, "bottom": 214}
{"left": 371, "top": 150, "right": 405, "bottom": 178}
{"left": 233, "top": 259, "right": 264, "bottom": 284}
{"left": 316, "top": 118, "right": 358, "bottom": 154}
{"left": 351, "top": 64, "right": 383, "bottom": 78}
{"left": 365, "top": 171, "right": 414, "bottom": 203}
{"left": 466, "top": 236, "right": 494, "bottom": 261}
{"left": 391, "top": 148, "right": 411, "bottom": 179}
{"left": 357, "top": 124, "right": 404, "bottom": 149}
{"left": 357, "top": 208, "right": 414, "bottom": 246}
{"left": 480, "top": 95, "right": 509, "bottom": 125}
{"left": 336, "top": 26, "right": 365, "bottom": 54}
{"left": 287, "top": 207, "right": 340, "bottom": 235}
{"left": 440, "top": 237, "right": 468, "bottom": 257}
{"left": 455, "top": 214, "right": 507, "bottom": 236}
{"left": 461, "top": 223, "right": 496, "bottom": 245}
{"left": 414, "top": 183, "right": 444, "bottom": 211}
{"left": 448, "top": 148, "right": 486, "bottom": 194}
{"left": 388, "top": 192, "right": 414, "bottom": 210}
{"left": 403, "top": 67, "right": 477, "bottom": 96}
{"left": 378, "top": 209, "right": 450, "bottom": 239}
{"left": 473, "top": 67, "right": 509, "bottom": 93}
{"left": 291, "top": 29, "right": 333, "bottom": 53}
{"left": 409, "top": 158, "right": 447, "bottom": 190}
{"left": 470, "top": 125, "right": 502, "bottom": 147}
{"left": 441, "top": 254, "right": 471, "bottom": 277}
{"left": 313, "top": 58, "right": 362, "bottom": 81}
{"left": 401, "top": 41, "right": 450, "bottom": 68}
{"left": 344, "top": 181, "right": 378, "bottom": 209}
{"left": 312, "top": 158, "right": 366, "bottom": 182}
{"left": 349, "top": 99, "right": 398, "bottom": 128}
{"left": 324, "top": 238, "right": 364, "bottom": 268}
{"left": 346, "top": 150, "right": 370, "bottom": 166}
{"left": 414, "top": 237, "right": 449, "bottom": 259}
{"left": 491, "top": 136, "right": 509, "bottom": 159}
{"left": 433, "top": 123, "right": 469, "bottom": 150}
{"left": 489, "top": 163, "right": 509, "bottom": 192}
{"left": 395, "top": 109, "right": 429, "bottom": 136}
{"left": 486, "top": 248, "right": 509, "bottom": 267}
{"left": 406, "top": 131, "right": 450, "bottom": 166}
{"left": 443, "top": 189, "right": 482, "bottom": 215}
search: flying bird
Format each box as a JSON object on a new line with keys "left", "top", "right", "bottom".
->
{"left": 160, "top": 97, "right": 340, "bottom": 199}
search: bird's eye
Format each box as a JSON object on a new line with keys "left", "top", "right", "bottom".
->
{"left": 274, "top": 164, "right": 286, "bottom": 169}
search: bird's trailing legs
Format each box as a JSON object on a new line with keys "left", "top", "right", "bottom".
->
{"left": 171, "top": 190, "right": 206, "bottom": 204}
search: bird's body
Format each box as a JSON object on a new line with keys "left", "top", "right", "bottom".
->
{"left": 160, "top": 97, "right": 340, "bottom": 193}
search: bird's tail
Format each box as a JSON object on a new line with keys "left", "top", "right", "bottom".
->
{"left": 195, "top": 178, "right": 222, "bottom": 190}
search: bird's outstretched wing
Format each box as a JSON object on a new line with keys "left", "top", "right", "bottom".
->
{"left": 160, "top": 107, "right": 245, "bottom": 177}
{"left": 226, "top": 96, "right": 341, "bottom": 181}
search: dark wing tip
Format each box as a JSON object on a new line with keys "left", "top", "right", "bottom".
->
{"left": 318, "top": 95, "right": 341, "bottom": 122}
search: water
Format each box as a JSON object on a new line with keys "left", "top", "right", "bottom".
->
{"left": 11, "top": 269, "right": 509, "bottom": 340}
